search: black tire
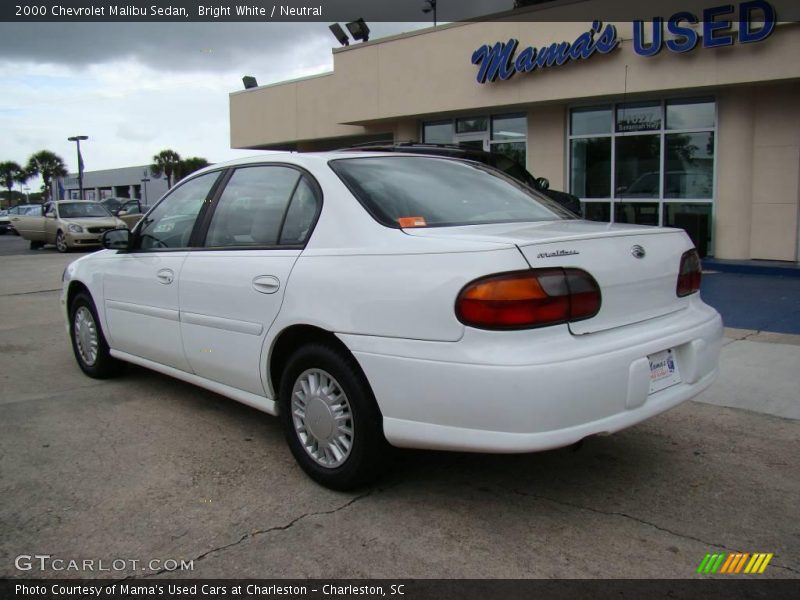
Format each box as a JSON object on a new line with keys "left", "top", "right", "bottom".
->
{"left": 69, "top": 291, "right": 124, "bottom": 379}
{"left": 279, "top": 342, "right": 388, "bottom": 490}
{"left": 29, "top": 239, "right": 43, "bottom": 250}
{"left": 56, "top": 230, "right": 69, "bottom": 253}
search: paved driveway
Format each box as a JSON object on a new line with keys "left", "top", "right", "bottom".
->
{"left": 0, "top": 251, "right": 798, "bottom": 580}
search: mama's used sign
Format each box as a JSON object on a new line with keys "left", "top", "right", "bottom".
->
{"left": 471, "top": 0, "right": 776, "bottom": 84}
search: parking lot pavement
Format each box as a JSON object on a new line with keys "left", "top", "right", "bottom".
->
{"left": 1, "top": 252, "right": 798, "bottom": 580}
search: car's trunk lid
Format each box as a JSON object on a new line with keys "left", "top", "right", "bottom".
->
{"left": 404, "top": 220, "right": 694, "bottom": 334}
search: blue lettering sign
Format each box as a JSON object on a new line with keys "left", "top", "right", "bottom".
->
{"left": 475, "top": 2, "right": 777, "bottom": 83}
{"left": 666, "top": 12, "right": 699, "bottom": 53}
{"left": 471, "top": 21, "right": 618, "bottom": 84}
{"left": 703, "top": 4, "right": 735, "bottom": 48}
{"left": 633, "top": 17, "right": 664, "bottom": 57}
{"left": 739, "top": 0, "right": 776, "bottom": 43}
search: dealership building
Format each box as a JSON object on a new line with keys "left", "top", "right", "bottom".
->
{"left": 229, "top": 1, "right": 800, "bottom": 262}
{"left": 57, "top": 165, "right": 169, "bottom": 206}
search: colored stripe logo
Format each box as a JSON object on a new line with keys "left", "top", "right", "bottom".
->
{"left": 697, "top": 552, "right": 773, "bottom": 574}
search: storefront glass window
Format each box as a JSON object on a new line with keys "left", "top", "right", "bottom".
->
{"left": 615, "top": 202, "right": 660, "bottom": 226}
{"left": 491, "top": 114, "right": 526, "bottom": 140}
{"left": 422, "top": 121, "right": 453, "bottom": 144}
{"left": 664, "top": 132, "right": 714, "bottom": 198}
{"left": 663, "top": 203, "right": 712, "bottom": 257}
{"left": 582, "top": 202, "right": 611, "bottom": 222}
{"left": 616, "top": 102, "right": 661, "bottom": 132}
{"left": 423, "top": 114, "right": 527, "bottom": 168}
{"left": 568, "top": 98, "right": 716, "bottom": 255}
{"left": 570, "top": 138, "right": 611, "bottom": 198}
{"left": 456, "top": 117, "right": 488, "bottom": 134}
{"left": 666, "top": 99, "right": 715, "bottom": 130}
{"left": 571, "top": 106, "right": 611, "bottom": 135}
{"left": 615, "top": 135, "right": 661, "bottom": 198}
{"left": 490, "top": 141, "right": 526, "bottom": 168}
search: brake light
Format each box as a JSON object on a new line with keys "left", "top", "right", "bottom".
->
{"left": 676, "top": 249, "right": 702, "bottom": 297}
{"left": 455, "top": 268, "right": 601, "bottom": 330}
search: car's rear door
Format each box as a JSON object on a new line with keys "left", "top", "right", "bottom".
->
{"left": 178, "top": 164, "right": 321, "bottom": 396}
{"left": 102, "top": 171, "right": 223, "bottom": 371}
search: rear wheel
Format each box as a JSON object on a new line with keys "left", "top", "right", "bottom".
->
{"left": 69, "top": 291, "right": 124, "bottom": 379}
{"left": 279, "top": 343, "right": 388, "bottom": 490}
{"left": 56, "top": 230, "right": 69, "bottom": 253}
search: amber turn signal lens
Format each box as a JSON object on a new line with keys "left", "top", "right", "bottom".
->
{"left": 456, "top": 268, "right": 600, "bottom": 330}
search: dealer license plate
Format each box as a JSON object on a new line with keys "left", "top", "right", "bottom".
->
{"left": 648, "top": 348, "right": 681, "bottom": 394}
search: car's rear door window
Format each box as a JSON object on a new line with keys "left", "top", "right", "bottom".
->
{"left": 204, "top": 166, "right": 318, "bottom": 248}
{"left": 330, "top": 156, "right": 567, "bottom": 228}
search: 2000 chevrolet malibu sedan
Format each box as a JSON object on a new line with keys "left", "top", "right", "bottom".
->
{"left": 62, "top": 152, "right": 722, "bottom": 489}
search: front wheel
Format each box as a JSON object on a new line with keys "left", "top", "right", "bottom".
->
{"left": 279, "top": 343, "right": 388, "bottom": 490}
{"left": 69, "top": 292, "right": 124, "bottom": 379}
{"left": 56, "top": 230, "right": 69, "bottom": 253}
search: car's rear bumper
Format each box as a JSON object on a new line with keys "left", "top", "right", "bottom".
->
{"left": 340, "top": 298, "right": 723, "bottom": 453}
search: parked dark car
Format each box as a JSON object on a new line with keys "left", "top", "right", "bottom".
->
{"left": 343, "top": 142, "right": 582, "bottom": 215}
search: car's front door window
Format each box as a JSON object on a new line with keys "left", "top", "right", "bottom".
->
{"left": 136, "top": 171, "right": 220, "bottom": 250}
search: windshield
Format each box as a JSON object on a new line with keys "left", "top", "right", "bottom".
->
{"left": 102, "top": 198, "right": 123, "bottom": 211}
{"left": 330, "top": 156, "right": 571, "bottom": 228}
{"left": 58, "top": 202, "right": 111, "bottom": 218}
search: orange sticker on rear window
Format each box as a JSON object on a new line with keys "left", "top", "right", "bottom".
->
{"left": 397, "top": 216, "right": 427, "bottom": 228}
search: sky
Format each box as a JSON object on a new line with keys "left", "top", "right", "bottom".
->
{"left": 0, "top": 21, "right": 428, "bottom": 191}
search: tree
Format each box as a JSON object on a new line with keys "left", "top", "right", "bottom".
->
{"left": 177, "top": 156, "right": 210, "bottom": 180}
{"left": 0, "top": 161, "right": 29, "bottom": 208}
{"left": 26, "top": 150, "right": 67, "bottom": 200}
{"left": 150, "top": 149, "right": 182, "bottom": 188}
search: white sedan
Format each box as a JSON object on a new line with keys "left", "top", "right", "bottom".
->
{"left": 62, "top": 152, "right": 722, "bottom": 489}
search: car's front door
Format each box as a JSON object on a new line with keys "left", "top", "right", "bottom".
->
{"left": 102, "top": 171, "right": 223, "bottom": 371}
{"left": 178, "top": 165, "right": 321, "bottom": 396}
{"left": 45, "top": 203, "right": 60, "bottom": 243}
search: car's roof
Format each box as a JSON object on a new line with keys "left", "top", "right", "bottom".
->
{"left": 196, "top": 150, "right": 467, "bottom": 173}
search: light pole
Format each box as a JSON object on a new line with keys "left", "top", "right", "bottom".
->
{"left": 67, "top": 135, "right": 88, "bottom": 199}
{"left": 422, "top": 0, "right": 437, "bottom": 26}
{"left": 141, "top": 177, "right": 150, "bottom": 205}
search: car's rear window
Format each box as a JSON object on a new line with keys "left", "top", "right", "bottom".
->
{"left": 329, "top": 156, "right": 570, "bottom": 228}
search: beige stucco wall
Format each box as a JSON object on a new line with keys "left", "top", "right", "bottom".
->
{"left": 715, "top": 83, "right": 800, "bottom": 261}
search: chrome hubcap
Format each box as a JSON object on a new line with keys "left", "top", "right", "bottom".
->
{"left": 57, "top": 233, "right": 66, "bottom": 251}
{"left": 74, "top": 306, "right": 99, "bottom": 366}
{"left": 291, "top": 368, "right": 353, "bottom": 468}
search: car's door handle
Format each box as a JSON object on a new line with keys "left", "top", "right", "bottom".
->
{"left": 252, "top": 275, "right": 280, "bottom": 294}
{"left": 156, "top": 268, "right": 174, "bottom": 285}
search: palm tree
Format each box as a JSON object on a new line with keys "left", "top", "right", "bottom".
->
{"left": 150, "top": 150, "right": 182, "bottom": 188}
{"left": 0, "top": 161, "right": 29, "bottom": 208}
{"left": 177, "top": 157, "right": 210, "bottom": 180}
{"left": 26, "top": 150, "right": 67, "bottom": 200}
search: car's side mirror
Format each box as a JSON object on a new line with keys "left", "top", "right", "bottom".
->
{"left": 535, "top": 177, "right": 550, "bottom": 190}
{"left": 102, "top": 228, "right": 131, "bottom": 251}
{"left": 117, "top": 209, "right": 128, "bottom": 216}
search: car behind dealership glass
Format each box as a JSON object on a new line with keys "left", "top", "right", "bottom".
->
{"left": 61, "top": 152, "right": 722, "bottom": 489}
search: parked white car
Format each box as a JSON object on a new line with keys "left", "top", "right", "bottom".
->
{"left": 62, "top": 152, "right": 722, "bottom": 489}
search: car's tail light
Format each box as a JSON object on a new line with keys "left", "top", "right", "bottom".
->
{"left": 455, "top": 268, "right": 601, "bottom": 330}
{"left": 676, "top": 249, "right": 702, "bottom": 297}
